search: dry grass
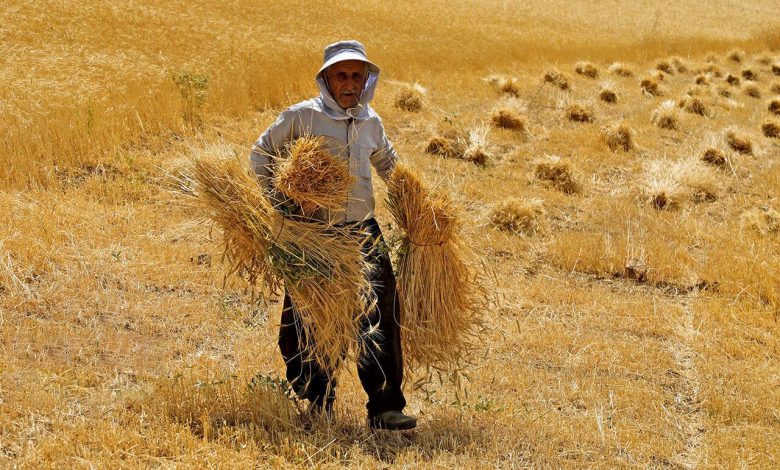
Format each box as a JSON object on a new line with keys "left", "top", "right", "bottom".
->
{"left": 533, "top": 155, "right": 580, "bottom": 194}
{"left": 489, "top": 198, "right": 545, "bottom": 235}
{"left": 771, "top": 81, "right": 780, "bottom": 93}
{"left": 725, "top": 73, "right": 741, "bottom": 86}
{"left": 740, "top": 206, "right": 780, "bottom": 236}
{"left": 694, "top": 73, "right": 709, "bottom": 85}
{"left": 191, "top": 156, "right": 373, "bottom": 372}
{"left": 773, "top": 63, "right": 780, "bottom": 76}
{"left": 273, "top": 136, "right": 354, "bottom": 212}
{"left": 601, "top": 121, "right": 635, "bottom": 151}
{"left": 386, "top": 164, "right": 484, "bottom": 373}
{"left": 574, "top": 61, "right": 599, "bottom": 78}
{"left": 651, "top": 100, "right": 682, "bottom": 129}
{"left": 543, "top": 68, "right": 571, "bottom": 90}
{"left": 394, "top": 82, "right": 427, "bottom": 112}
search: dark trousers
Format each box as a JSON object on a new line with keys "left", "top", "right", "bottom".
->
{"left": 278, "top": 218, "right": 406, "bottom": 417}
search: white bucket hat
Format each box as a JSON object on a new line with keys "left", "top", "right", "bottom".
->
{"left": 317, "top": 40, "right": 380, "bottom": 76}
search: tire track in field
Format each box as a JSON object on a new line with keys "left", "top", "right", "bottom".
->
{"left": 669, "top": 296, "right": 705, "bottom": 469}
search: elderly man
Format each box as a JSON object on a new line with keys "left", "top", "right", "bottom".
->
{"left": 249, "top": 40, "right": 416, "bottom": 430}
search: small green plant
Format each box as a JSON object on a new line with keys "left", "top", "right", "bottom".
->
{"left": 248, "top": 372, "right": 297, "bottom": 401}
{"left": 172, "top": 70, "right": 209, "bottom": 126}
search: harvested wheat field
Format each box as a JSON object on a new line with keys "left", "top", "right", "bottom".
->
{"left": 3, "top": 0, "right": 780, "bottom": 467}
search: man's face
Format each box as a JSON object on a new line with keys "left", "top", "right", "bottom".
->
{"left": 325, "top": 60, "right": 367, "bottom": 109}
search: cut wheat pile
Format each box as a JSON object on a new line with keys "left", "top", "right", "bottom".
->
{"left": 387, "top": 164, "right": 486, "bottom": 378}
{"left": 190, "top": 156, "right": 373, "bottom": 372}
{"left": 272, "top": 136, "right": 354, "bottom": 211}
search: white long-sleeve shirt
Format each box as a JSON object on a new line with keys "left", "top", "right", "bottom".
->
{"left": 249, "top": 65, "right": 398, "bottom": 224}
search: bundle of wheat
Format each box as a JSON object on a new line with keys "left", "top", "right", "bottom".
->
{"left": 273, "top": 136, "right": 354, "bottom": 212}
{"left": 543, "top": 69, "right": 570, "bottom": 90}
{"left": 491, "top": 104, "right": 527, "bottom": 132}
{"left": 701, "top": 147, "right": 727, "bottom": 167}
{"left": 744, "top": 85, "right": 761, "bottom": 98}
{"left": 533, "top": 155, "right": 580, "bottom": 194}
{"left": 565, "top": 102, "right": 595, "bottom": 122}
{"left": 489, "top": 198, "right": 545, "bottom": 235}
{"left": 386, "top": 164, "right": 485, "bottom": 375}
{"left": 191, "top": 156, "right": 373, "bottom": 372}
{"left": 725, "top": 128, "right": 753, "bottom": 154}
{"left": 680, "top": 96, "right": 709, "bottom": 116}
{"left": 498, "top": 77, "right": 521, "bottom": 96}
{"left": 598, "top": 82, "right": 618, "bottom": 103}
{"left": 575, "top": 61, "right": 599, "bottom": 78}
{"left": 425, "top": 135, "right": 459, "bottom": 158}
{"left": 656, "top": 60, "right": 674, "bottom": 75}
{"left": 671, "top": 56, "right": 689, "bottom": 73}
{"left": 640, "top": 77, "right": 662, "bottom": 96}
{"left": 461, "top": 125, "right": 494, "bottom": 166}
{"left": 395, "top": 82, "right": 426, "bottom": 112}
{"left": 486, "top": 75, "right": 521, "bottom": 97}
{"left": 716, "top": 85, "right": 733, "bottom": 98}
{"left": 602, "top": 121, "right": 635, "bottom": 152}
{"left": 762, "top": 119, "right": 780, "bottom": 138}
{"left": 651, "top": 100, "right": 681, "bottom": 130}
{"left": 608, "top": 62, "right": 634, "bottom": 77}
{"left": 741, "top": 69, "right": 758, "bottom": 81}
{"left": 642, "top": 159, "right": 720, "bottom": 209}
{"left": 728, "top": 49, "right": 745, "bottom": 63}
{"left": 642, "top": 160, "right": 686, "bottom": 210}
{"left": 768, "top": 99, "right": 780, "bottom": 116}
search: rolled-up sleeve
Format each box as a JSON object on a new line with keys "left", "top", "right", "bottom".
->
{"left": 369, "top": 118, "right": 399, "bottom": 182}
{"left": 249, "top": 109, "right": 296, "bottom": 190}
